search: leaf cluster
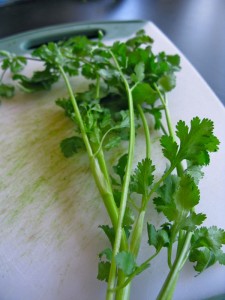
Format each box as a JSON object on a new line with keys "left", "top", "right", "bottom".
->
{"left": 0, "top": 50, "right": 27, "bottom": 73}
{"left": 161, "top": 117, "right": 220, "bottom": 167}
{"left": 190, "top": 226, "right": 225, "bottom": 273}
{"left": 149, "top": 116, "right": 223, "bottom": 275}
{"left": 154, "top": 174, "right": 206, "bottom": 233}
{"left": 0, "top": 50, "right": 27, "bottom": 98}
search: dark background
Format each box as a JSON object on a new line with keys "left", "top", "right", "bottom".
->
{"left": 0, "top": 0, "right": 225, "bottom": 106}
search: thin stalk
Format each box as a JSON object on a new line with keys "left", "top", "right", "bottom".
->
{"left": 93, "top": 126, "right": 120, "bottom": 158}
{"left": 160, "top": 122, "right": 168, "bottom": 136}
{"left": 106, "top": 51, "right": 135, "bottom": 300}
{"left": 129, "top": 104, "right": 151, "bottom": 257}
{"left": 115, "top": 274, "right": 131, "bottom": 300}
{"left": 154, "top": 84, "right": 175, "bottom": 141}
{"left": 137, "top": 104, "right": 151, "bottom": 158}
{"left": 96, "top": 74, "right": 100, "bottom": 99}
{"left": 154, "top": 84, "right": 183, "bottom": 177}
{"left": 167, "top": 221, "right": 181, "bottom": 269}
{"left": 116, "top": 104, "right": 152, "bottom": 297}
{"left": 24, "top": 57, "right": 42, "bottom": 62}
{"left": 59, "top": 65, "right": 93, "bottom": 157}
{"left": 145, "top": 164, "right": 176, "bottom": 210}
{"left": 0, "top": 69, "right": 6, "bottom": 83}
{"left": 156, "top": 232, "right": 192, "bottom": 300}
{"left": 129, "top": 209, "right": 145, "bottom": 257}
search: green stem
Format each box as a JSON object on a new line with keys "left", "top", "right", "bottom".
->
{"left": 129, "top": 105, "right": 151, "bottom": 257}
{"left": 115, "top": 279, "right": 131, "bottom": 300}
{"left": 160, "top": 122, "right": 168, "bottom": 136}
{"left": 176, "top": 230, "right": 186, "bottom": 257}
{"left": 96, "top": 74, "right": 100, "bottom": 99}
{"left": 0, "top": 69, "right": 6, "bottom": 83}
{"left": 137, "top": 104, "right": 151, "bottom": 159}
{"left": 154, "top": 85, "right": 175, "bottom": 140}
{"left": 93, "top": 126, "right": 120, "bottom": 158}
{"left": 167, "top": 221, "right": 181, "bottom": 269}
{"left": 59, "top": 65, "right": 93, "bottom": 157}
{"left": 106, "top": 51, "right": 136, "bottom": 300}
{"left": 154, "top": 84, "right": 183, "bottom": 177}
{"left": 146, "top": 164, "right": 175, "bottom": 209}
{"left": 130, "top": 209, "right": 145, "bottom": 257}
{"left": 156, "top": 232, "right": 192, "bottom": 300}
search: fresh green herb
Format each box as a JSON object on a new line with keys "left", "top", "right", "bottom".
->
{"left": 1, "top": 29, "right": 224, "bottom": 300}
{"left": 0, "top": 83, "right": 15, "bottom": 98}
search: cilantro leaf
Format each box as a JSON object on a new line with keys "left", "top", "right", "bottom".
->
{"left": 184, "top": 165, "right": 204, "bottom": 185}
{"left": 113, "top": 154, "right": 128, "bottom": 184}
{"left": 166, "top": 54, "right": 181, "bottom": 70}
{"left": 99, "top": 248, "right": 112, "bottom": 261}
{"left": 189, "top": 247, "right": 217, "bottom": 273}
{"left": 32, "top": 42, "right": 65, "bottom": 67}
{"left": 180, "top": 212, "right": 206, "bottom": 231}
{"left": 99, "top": 225, "right": 115, "bottom": 247}
{"left": 154, "top": 174, "right": 200, "bottom": 226}
{"left": 115, "top": 251, "right": 137, "bottom": 276}
{"left": 111, "top": 41, "right": 128, "bottom": 69}
{"left": 60, "top": 136, "right": 85, "bottom": 157}
{"left": 160, "top": 135, "right": 179, "bottom": 164}
{"left": 189, "top": 226, "right": 225, "bottom": 273}
{"left": 154, "top": 174, "right": 178, "bottom": 220}
{"left": 130, "top": 158, "right": 155, "bottom": 196}
{"left": 13, "top": 67, "right": 59, "bottom": 92}
{"left": 97, "top": 261, "right": 111, "bottom": 282}
{"left": 56, "top": 97, "right": 74, "bottom": 119}
{"left": 71, "top": 35, "right": 94, "bottom": 57}
{"left": 147, "top": 223, "right": 170, "bottom": 251}
{"left": 191, "top": 226, "right": 225, "bottom": 251}
{"left": 0, "top": 83, "right": 15, "bottom": 98}
{"left": 157, "top": 73, "right": 176, "bottom": 92}
{"left": 132, "top": 82, "right": 158, "bottom": 105}
{"left": 176, "top": 117, "right": 220, "bottom": 165}
{"left": 175, "top": 174, "right": 200, "bottom": 211}
{"left": 0, "top": 50, "right": 27, "bottom": 73}
{"left": 217, "top": 250, "right": 225, "bottom": 266}
{"left": 131, "top": 62, "right": 145, "bottom": 83}
{"left": 126, "top": 29, "right": 154, "bottom": 49}
{"left": 161, "top": 117, "right": 220, "bottom": 166}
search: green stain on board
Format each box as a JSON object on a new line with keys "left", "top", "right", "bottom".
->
{"left": 8, "top": 176, "right": 47, "bottom": 223}
{"left": 1, "top": 96, "right": 87, "bottom": 220}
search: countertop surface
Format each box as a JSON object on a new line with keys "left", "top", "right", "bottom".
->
{"left": 0, "top": 0, "right": 225, "bottom": 106}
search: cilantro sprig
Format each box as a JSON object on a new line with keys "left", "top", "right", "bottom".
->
{"left": 1, "top": 29, "right": 224, "bottom": 300}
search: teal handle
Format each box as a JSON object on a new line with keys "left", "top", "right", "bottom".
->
{"left": 0, "top": 20, "right": 147, "bottom": 54}
{"left": 204, "top": 294, "right": 225, "bottom": 300}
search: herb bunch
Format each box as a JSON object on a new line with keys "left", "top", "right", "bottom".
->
{"left": 1, "top": 30, "right": 225, "bottom": 300}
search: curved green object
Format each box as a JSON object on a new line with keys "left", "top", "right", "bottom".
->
{"left": 204, "top": 295, "right": 225, "bottom": 300}
{"left": 0, "top": 20, "right": 147, "bottom": 54}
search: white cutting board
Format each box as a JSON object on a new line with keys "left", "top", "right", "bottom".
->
{"left": 0, "top": 22, "right": 225, "bottom": 300}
